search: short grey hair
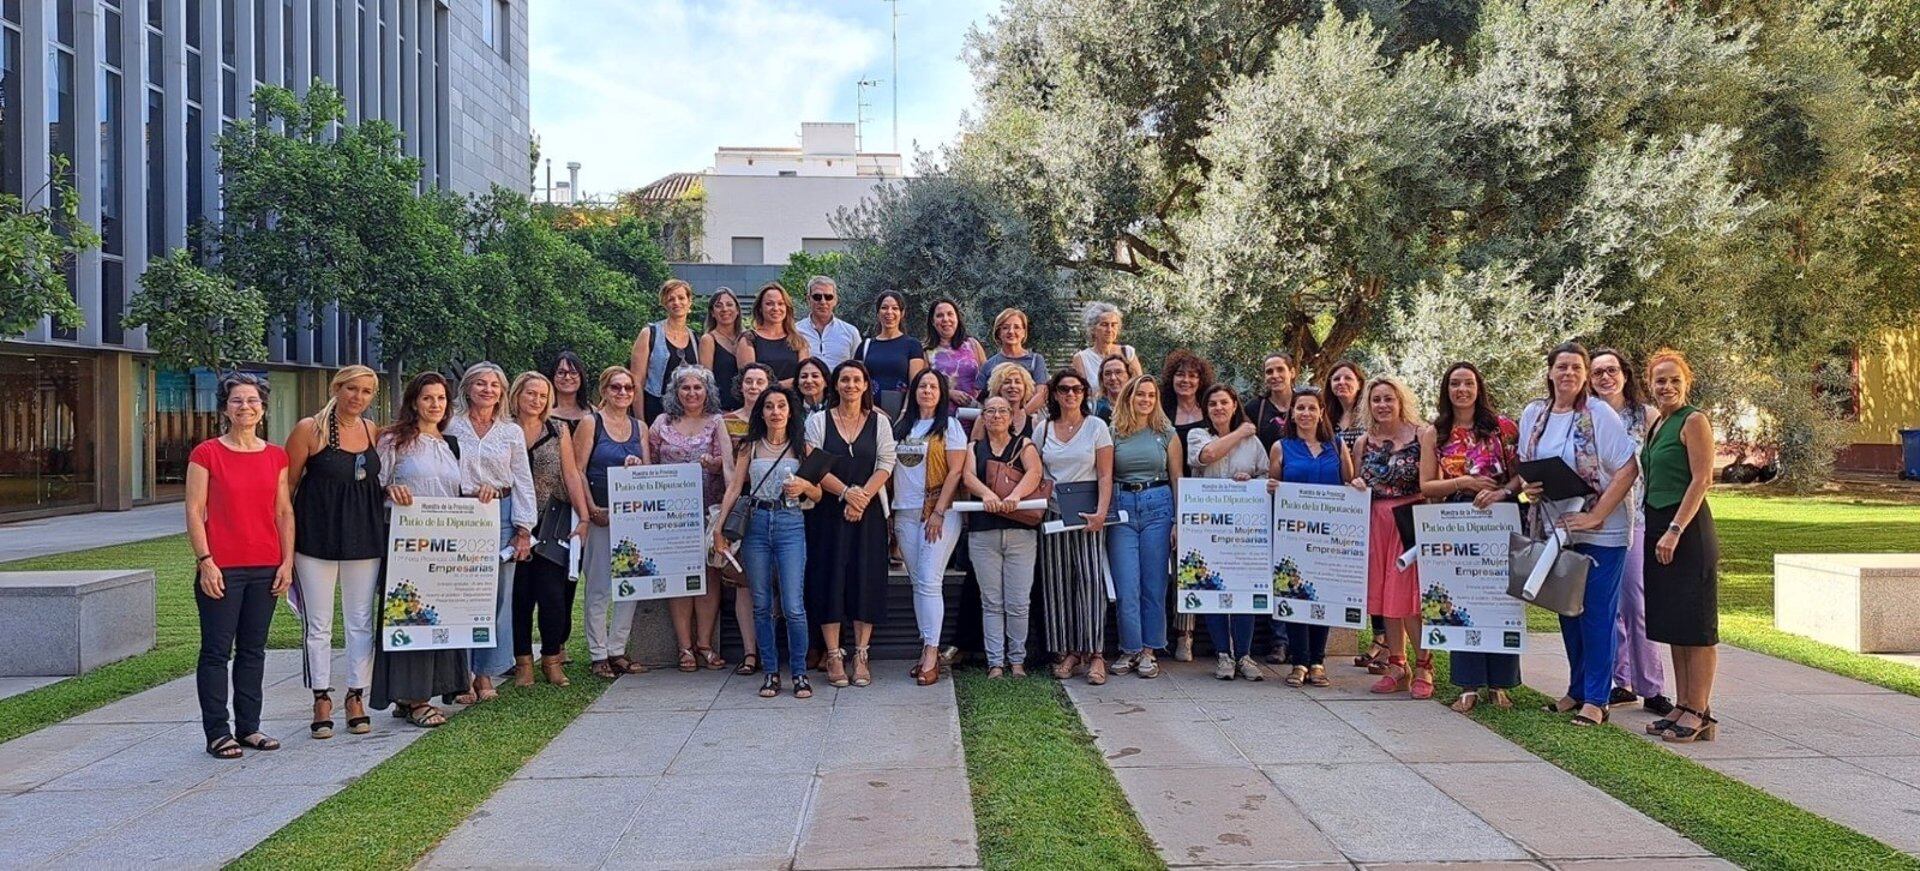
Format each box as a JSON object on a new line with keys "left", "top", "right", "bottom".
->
{"left": 454, "top": 361, "right": 510, "bottom": 420}
{"left": 805, "top": 275, "right": 837, "bottom": 296}
{"left": 1083, "top": 300, "right": 1122, "bottom": 332}
{"left": 661, "top": 364, "right": 722, "bottom": 418}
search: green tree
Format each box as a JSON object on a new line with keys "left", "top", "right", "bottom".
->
{"left": 121, "top": 250, "right": 268, "bottom": 371}
{"left": 562, "top": 214, "right": 673, "bottom": 291}
{"left": 0, "top": 158, "right": 101, "bottom": 337}
{"left": 778, "top": 250, "right": 846, "bottom": 304}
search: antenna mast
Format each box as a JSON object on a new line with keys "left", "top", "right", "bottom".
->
{"left": 857, "top": 78, "right": 882, "bottom": 152}
{"left": 886, "top": 0, "right": 900, "bottom": 152}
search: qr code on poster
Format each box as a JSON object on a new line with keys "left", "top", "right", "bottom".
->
{"left": 1465, "top": 630, "right": 1482, "bottom": 647}
{"left": 432, "top": 628, "right": 451, "bottom": 645}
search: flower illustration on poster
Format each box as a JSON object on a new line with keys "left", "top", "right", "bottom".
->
{"left": 1420, "top": 581, "right": 1473, "bottom": 627}
{"left": 610, "top": 539, "right": 658, "bottom": 579}
{"left": 1271, "top": 557, "right": 1317, "bottom": 601}
{"left": 382, "top": 580, "right": 441, "bottom": 626}
{"left": 1175, "top": 550, "right": 1225, "bottom": 591}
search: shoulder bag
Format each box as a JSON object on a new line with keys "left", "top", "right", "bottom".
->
{"left": 721, "top": 441, "right": 791, "bottom": 544}
{"left": 979, "top": 436, "right": 1052, "bottom": 526}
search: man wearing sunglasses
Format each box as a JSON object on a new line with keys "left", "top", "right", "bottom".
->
{"left": 794, "top": 275, "right": 862, "bottom": 369}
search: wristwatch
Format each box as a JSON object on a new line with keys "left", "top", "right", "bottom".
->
{"left": 1667, "top": 522, "right": 1683, "bottom": 534}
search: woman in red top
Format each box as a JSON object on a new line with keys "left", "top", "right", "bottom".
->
{"left": 185, "top": 374, "right": 295, "bottom": 759}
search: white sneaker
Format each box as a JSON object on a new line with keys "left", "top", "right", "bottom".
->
{"left": 1172, "top": 635, "right": 1194, "bottom": 662}
{"left": 1136, "top": 650, "right": 1161, "bottom": 679}
{"left": 1214, "top": 653, "right": 1236, "bottom": 680}
{"left": 1237, "top": 656, "right": 1265, "bottom": 681}
{"left": 1109, "top": 653, "right": 1135, "bottom": 675}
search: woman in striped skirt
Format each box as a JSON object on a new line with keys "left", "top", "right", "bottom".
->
{"left": 1036, "top": 369, "right": 1116, "bottom": 685}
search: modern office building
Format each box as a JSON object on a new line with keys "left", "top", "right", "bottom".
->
{"left": 0, "top": 0, "right": 531, "bottom": 520}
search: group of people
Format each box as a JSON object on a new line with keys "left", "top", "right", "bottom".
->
{"left": 185, "top": 278, "right": 1723, "bottom": 759}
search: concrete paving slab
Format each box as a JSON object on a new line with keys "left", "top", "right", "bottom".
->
{"left": 0, "top": 675, "right": 61, "bottom": 700}
{"left": 1324, "top": 700, "right": 1538, "bottom": 764}
{"left": 592, "top": 669, "right": 729, "bottom": 712}
{"left": 705, "top": 670, "right": 842, "bottom": 709}
{"left": 1842, "top": 754, "right": 1920, "bottom": 789}
{"left": 1722, "top": 694, "right": 1920, "bottom": 757}
{"left": 512, "top": 711, "right": 703, "bottom": 779}
{"left": 1362, "top": 863, "right": 1546, "bottom": 871}
{"left": 1699, "top": 756, "right": 1920, "bottom": 854}
{"left": 0, "top": 785, "right": 183, "bottom": 866}
{"left": 1108, "top": 764, "right": 1344, "bottom": 866}
{"left": 795, "top": 767, "right": 978, "bottom": 870}
{"left": 819, "top": 701, "right": 963, "bottom": 771}
{"left": 422, "top": 775, "right": 658, "bottom": 870}
{"left": 1074, "top": 698, "right": 1248, "bottom": 768}
{"left": 1263, "top": 762, "right": 1529, "bottom": 864}
{"left": 825, "top": 669, "right": 966, "bottom": 707}
{"left": 1209, "top": 701, "right": 1394, "bottom": 766}
{"left": 602, "top": 772, "right": 815, "bottom": 870}
{"left": 45, "top": 782, "right": 336, "bottom": 869}
{"left": 1412, "top": 762, "right": 1710, "bottom": 860}
{"left": 0, "top": 723, "right": 169, "bottom": 793}
{"left": 668, "top": 705, "right": 833, "bottom": 775}
{"left": 1551, "top": 859, "right": 1739, "bottom": 870}
{"left": 0, "top": 503, "right": 182, "bottom": 563}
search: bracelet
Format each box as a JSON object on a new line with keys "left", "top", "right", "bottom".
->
{"left": 196, "top": 554, "right": 214, "bottom": 564}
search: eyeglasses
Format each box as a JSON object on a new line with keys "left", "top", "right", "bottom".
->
{"left": 227, "top": 397, "right": 263, "bottom": 407}
{"left": 605, "top": 383, "right": 635, "bottom": 393}
{"left": 982, "top": 408, "right": 1012, "bottom": 417}
{"left": 1590, "top": 367, "right": 1623, "bottom": 378}
{"left": 811, "top": 294, "right": 835, "bottom": 302}
{"left": 1054, "top": 385, "right": 1085, "bottom": 395}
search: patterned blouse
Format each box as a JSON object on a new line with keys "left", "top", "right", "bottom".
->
{"left": 1436, "top": 417, "right": 1519, "bottom": 502}
{"left": 647, "top": 414, "right": 729, "bottom": 507}
{"left": 1359, "top": 435, "right": 1422, "bottom": 499}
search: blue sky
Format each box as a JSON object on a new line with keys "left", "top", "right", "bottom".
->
{"left": 529, "top": 0, "right": 1001, "bottom": 196}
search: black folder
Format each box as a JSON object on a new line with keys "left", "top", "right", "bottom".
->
{"left": 1050, "top": 480, "right": 1120, "bottom": 530}
{"left": 1516, "top": 457, "right": 1596, "bottom": 501}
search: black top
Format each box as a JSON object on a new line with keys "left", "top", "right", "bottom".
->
{"left": 968, "top": 435, "right": 1039, "bottom": 532}
{"left": 1174, "top": 418, "right": 1207, "bottom": 464}
{"left": 751, "top": 332, "right": 801, "bottom": 384}
{"left": 711, "top": 336, "right": 743, "bottom": 411}
{"left": 1250, "top": 393, "right": 1290, "bottom": 449}
{"left": 293, "top": 419, "right": 385, "bottom": 560}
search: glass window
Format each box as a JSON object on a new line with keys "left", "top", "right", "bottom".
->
{"left": 221, "top": 0, "right": 234, "bottom": 60}
{"left": 481, "top": 0, "right": 493, "bottom": 47}
{"left": 148, "top": 0, "right": 162, "bottom": 28}
{"left": 1, "top": 25, "right": 20, "bottom": 197}
{"left": 100, "top": 69, "right": 120, "bottom": 255}
{"left": 186, "top": 105, "right": 203, "bottom": 234}
{"left": 105, "top": 7, "right": 121, "bottom": 69}
{"left": 103, "top": 259, "right": 125, "bottom": 344}
{"left": 146, "top": 87, "right": 164, "bottom": 255}
{"left": 187, "top": 47, "right": 201, "bottom": 103}
{"left": 55, "top": 1, "right": 73, "bottom": 47}
{"left": 0, "top": 354, "right": 98, "bottom": 515}
{"left": 187, "top": 0, "right": 202, "bottom": 49}
{"left": 222, "top": 65, "right": 235, "bottom": 118}
{"left": 48, "top": 47, "right": 74, "bottom": 184}
{"left": 253, "top": 0, "right": 265, "bottom": 79}
{"left": 148, "top": 30, "right": 161, "bottom": 89}
{"left": 281, "top": 0, "right": 292, "bottom": 85}
{"left": 151, "top": 366, "right": 223, "bottom": 500}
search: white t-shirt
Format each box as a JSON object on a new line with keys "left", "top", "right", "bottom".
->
{"left": 1516, "top": 400, "right": 1638, "bottom": 547}
{"left": 1038, "top": 416, "right": 1113, "bottom": 483}
{"left": 1187, "top": 428, "right": 1270, "bottom": 480}
{"left": 1072, "top": 346, "right": 1136, "bottom": 383}
{"left": 892, "top": 417, "right": 968, "bottom": 512}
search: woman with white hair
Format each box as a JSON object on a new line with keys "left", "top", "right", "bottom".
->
{"left": 648, "top": 364, "right": 737, "bottom": 672}
{"left": 1073, "top": 301, "right": 1142, "bottom": 384}
{"left": 443, "top": 361, "right": 537, "bottom": 703}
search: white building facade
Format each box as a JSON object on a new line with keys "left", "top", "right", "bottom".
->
{"left": 0, "top": 0, "right": 531, "bottom": 519}
{"left": 698, "top": 122, "right": 902, "bottom": 266}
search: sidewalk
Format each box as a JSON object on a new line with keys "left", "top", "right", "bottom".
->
{"left": 0, "top": 504, "right": 182, "bottom": 563}
{"left": 0, "top": 650, "right": 448, "bottom": 869}
{"left": 1522, "top": 634, "right": 1920, "bottom": 857}
{"left": 1065, "top": 659, "right": 1726, "bottom": 869}
{"left": 421, "top": 667, "right": 979, "bottom": 871}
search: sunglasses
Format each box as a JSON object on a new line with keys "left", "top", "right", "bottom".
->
{"left": 605, "top": 383, "right": 635, "bottom": 393}
{"left": 353, "top": 452, "right": 367, "bottom": 482}
{"left": 1054, "top": 385, "right": 1086, "bottom": 395}
{"left": 811, "top": 294, "right": 835, "bottom": 302}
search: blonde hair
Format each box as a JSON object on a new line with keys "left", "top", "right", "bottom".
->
{"left": 509, "top": 371, "right": 554, "bottom": 423}
{"left": 454, "top": 361, "right": 509, "bottom": 423}
{"left": 1362, "top": 376, "right": 1423, "bottom": 432}
{"left": 1112, "top": 374, "right": 1173, "bottom": 438}
{"left": 985, "top": 361, "right": 1034, "bottom": 404}
{"left": 314, "top": 365, "right": 379, "bottom": 446}
{"left": 991, "top": 307, "right": 1030, "bottom": 344}
{"left": 660, "top": 278, "right": 693, "bottom": 301}
{"left": 596, "top": 365, "right": 638, "bottom": 408}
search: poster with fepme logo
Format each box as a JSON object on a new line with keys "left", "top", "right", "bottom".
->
{"left": 1175, "top": 478, "right": 1272, "bottom": 614}
{"left": 382, "top": 497, "right": 500, "bottom": 651}
{"left": 607, "top": 463, "right": 708, "bottom": 601}
{"left": 1270, "top": 482, "right": 1370, "bottom": 629}
{"left": 1414, "top": 502, "right": 1526, "bottom": 653}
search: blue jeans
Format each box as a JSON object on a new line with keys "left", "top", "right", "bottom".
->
{"left": 1205, "top": 614, "right": 1255, "bottom": 659}
{"left": 1560, "top": 543, "right": 1628, "bottom": 707}
{"left": 1108, "top": 485, "right": 1173, "bottom": 654}
{"left": 470, "top": 497, "right": 519, "bottom": 677}
{"left": 1284, "top": 622, "right": 1329, "bottom": 666}
{"left": 743, "top": 507, "right": 809, "bottom": 675}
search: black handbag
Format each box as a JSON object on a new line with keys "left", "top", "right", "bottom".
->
{"left": 722, "top": 441, "right": 791, "bottom": 543}
{"left": 531, "top": 496, "right": 574, "bottom": 568}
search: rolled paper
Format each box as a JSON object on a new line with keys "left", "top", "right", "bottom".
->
{"left": 951, "top": 498, "right": 1050, "bottom": 513}
{"left": 567, "top": 533, "right": 582, "bottom": 582}
{"left": 1396, "top": 545, "right": 1419, "bottom": 571}
{"left": 1521, "top": 528, "right": 1568, "bottom": 600}
{"left": 955, "top": 407, "right": 981, "bottom": 422}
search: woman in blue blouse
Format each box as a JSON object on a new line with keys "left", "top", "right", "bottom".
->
{"left": 1266, "top": 387, "right": 1356, "bottom": 687}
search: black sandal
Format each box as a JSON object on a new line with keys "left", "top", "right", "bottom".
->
{"left": 405, "top": 703, "right": 447, "bottom": 728}
{"left": 237, "top": 731, "right": 281, "bottom": 751}
{"left": 792, "top": 674, "right": 814, "bottom": 699}
{"left": 1647, "top": 703, "right": 1694, "bottom": 736}
{"left": 735, "top": 653, "right": 761, "bottom": 676}
{"left": 759, "top": 673, "right": 781, "bottom": 698}
{"left": 206, "top": 734, "right": 243, "bottom": 759}
{"left": 345, "top": 688, "right": 372, "bottom": 735}
{"left": 310, "top": 690, "right": 334, "bottom": 740}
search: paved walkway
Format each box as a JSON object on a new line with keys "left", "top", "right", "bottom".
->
{"left": 1065, "top": 658, "right": 1727, "bottom": 870}
{"left": 0, "top": 676, "right": 61, "bottom": 701}
{"left": 421, "top": 667, "right": 979, "bottom": 871}
{"left": 1522, "top": 634, "right": 1920, "bottom": 857}
{"left": 0, "top": 650, "right": 446, "bottom": 869}
{"left": 0, "top": 504, "right": 182, "bottom": 563}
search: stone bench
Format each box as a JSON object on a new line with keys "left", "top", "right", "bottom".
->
{"left": 1774, "top": 554, "right": 1920, "bottom": 653}
{"left": 0, "top": 570, "right": 156, "bottom": 676}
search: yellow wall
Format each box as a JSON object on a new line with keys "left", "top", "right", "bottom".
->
{"left": 1857, "top": 320, "right": 1920, "bottom": 444}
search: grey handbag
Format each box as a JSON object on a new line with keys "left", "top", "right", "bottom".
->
{"left": 1506, "top": 500, "right": 1594, "bottom": 617}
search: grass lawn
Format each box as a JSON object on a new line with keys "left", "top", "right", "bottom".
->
{"left": 0, "top": 534, "right": 338, "bottom": 744}
{"left": 229, "top": 637, "right": 608, "bottom": 870}
{"left": 953, "top": 670, "right": 1161, "bottom": 870}
{"left": 1523, "top": 488, "right": 1920, "bottom": 695}
{"left": 1431, "top": 654, "right": 1918, "bottom": 871}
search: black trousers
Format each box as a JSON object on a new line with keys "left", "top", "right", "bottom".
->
{"left": 513, "top": 557, "right": 572, "bottom": 657}
{"left": 195, "top": 566, "right": 278, "bottom": 743}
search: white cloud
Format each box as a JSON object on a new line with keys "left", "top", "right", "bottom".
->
{"left": 530, "top": 0, "right": 994, "bottom": 196}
